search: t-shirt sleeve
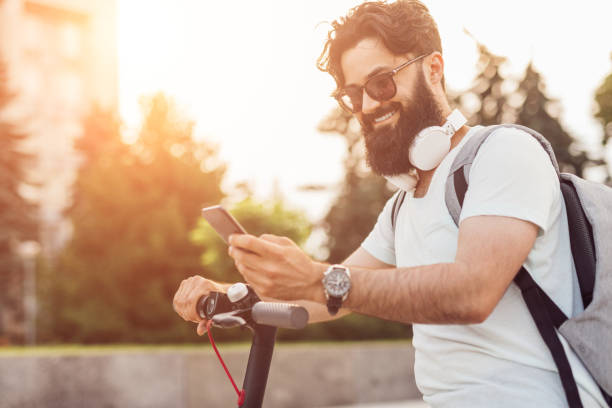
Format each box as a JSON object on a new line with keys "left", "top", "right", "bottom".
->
{"left": 459, "top": 127, "right": 560, "bottom": 232}
{"left": 360, "top": 190, "right": 399, "bottom": 265}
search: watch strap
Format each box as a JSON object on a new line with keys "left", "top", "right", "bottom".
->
{"left": 327, "top": 295, "right": 342, "bottom": 316}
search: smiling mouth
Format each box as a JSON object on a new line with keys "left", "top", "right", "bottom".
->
{"left": 373, "top": 108, "right": 398, "bottom": 124}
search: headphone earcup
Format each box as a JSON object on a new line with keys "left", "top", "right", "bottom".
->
{"left": 409, "top": 127, "right": 451, "bottom": 171}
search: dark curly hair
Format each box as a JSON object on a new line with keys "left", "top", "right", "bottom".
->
{"left": 317, "top": 0, "right": 443, "bottom": 90}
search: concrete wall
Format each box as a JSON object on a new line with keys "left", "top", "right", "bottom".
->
{"left": 0, "top": 342, "right": 421, "bottom": 408}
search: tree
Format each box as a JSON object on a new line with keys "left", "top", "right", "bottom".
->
{"left": 457, "top": 35, "right": 605, "bottom": 179}
{"left": 515, "top": 63, "right": 601, "bottom": 177}
{"left": 40, "top": 93, "right": 226, "bottom": 343}
{"left": 457, "top": 33, "right": 514, "bottom": 126}
{"left": 0, "top": 59, "right": 38, "bottom": 344}
{"left": 595, "top": 56, "right": 612, "bottom": 146}
{"left": 594, "top": 55, "right": 612, "bottom": 183}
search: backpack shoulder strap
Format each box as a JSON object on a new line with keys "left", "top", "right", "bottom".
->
{"left": 391, "top": 189, "right": 407, "bottom": 232}
{"left": 445, "top": 124, "right": 561, "bottom": 226}
{"left": 514, "top": 267, "right": 582, "bottom": 407}
{"left": 560, "top": 178, "right": 596, "bottom": 307}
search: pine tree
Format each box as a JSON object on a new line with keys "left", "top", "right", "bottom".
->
{"left": 594, "top": 55, "right": 612, "bottom": 183}
{"left": 594, "top": 56, "right": 612, "bottom": 147}
{"left": 516, "top": 63, "right": 597, "bottom": 177}
{"left": 458, "top": 35, "right": 606, "bottom": 179}
{"left": 459, "top": 33, "right": 514, "bottom": 126}
{"left": 0, "top": 59, "right": 38, "bottom": 343}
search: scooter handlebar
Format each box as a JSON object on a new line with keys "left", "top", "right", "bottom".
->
{"left": 251, "top": 302, "right": 309, "bottom": 330}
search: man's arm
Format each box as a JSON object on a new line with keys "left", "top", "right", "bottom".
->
{"left": 344, "top": 215, "right": 537, "bottom": 323}
{"left": 292, "top": 245, "right": 394, "bottom": 323}
{"left": 229, "top": 214, "right": 538, "bottom": 325}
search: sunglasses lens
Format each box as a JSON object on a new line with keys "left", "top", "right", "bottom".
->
{"left": 366, "top": 74, "right": 396, "bottom": 101}
{"left": 339, "top": 91, "right": 361, "bottom": 113}
{"left": 336, "top": 73, "right": 396, "bottom": 113}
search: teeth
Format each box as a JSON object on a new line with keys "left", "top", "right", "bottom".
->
{"left": 374, "top": 110, "right": 395, "bottom": 123}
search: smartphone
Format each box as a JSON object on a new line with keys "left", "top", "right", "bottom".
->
{"left": 201, "top": 205, "right": 247, "bottom": 244}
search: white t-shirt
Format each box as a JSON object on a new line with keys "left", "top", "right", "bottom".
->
{"left": 361, "top": 126, "right": 606, "bottom": 407}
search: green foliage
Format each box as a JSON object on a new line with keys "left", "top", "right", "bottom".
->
{"left": 595, "top": 56, "right": 612, "bottom": 147}
{"left": 41, "top": 94, "right": 225, "bottom": 343}
{"left": 0, "top": 59, "right": 38, "bottom": 344}
{"left": 0, "top": 60, "right": 38, "bottom": 263}
{"left": 39, "top": 94, "right": 320, "bottom": 344}
{"left": 0, "top": 61, "right": 38, "bottom": 245}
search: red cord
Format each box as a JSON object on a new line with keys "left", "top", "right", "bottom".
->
{"left": 206, "top": 320, "right": 246, "bottom": 406}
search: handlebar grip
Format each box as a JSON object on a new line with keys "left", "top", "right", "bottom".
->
{"left": 251, "top": 302, "right": 309, "bottom": 329}
{"left": 195, "top": 295, "right": 207, "bottom": 320}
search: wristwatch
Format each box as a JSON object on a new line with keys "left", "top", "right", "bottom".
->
{"left": 322, "top": 264, "right": 351, "bottom": 315}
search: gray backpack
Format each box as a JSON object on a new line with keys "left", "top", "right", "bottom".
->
{"left": 391, "top": 124, "right": 612, "bottom": 407}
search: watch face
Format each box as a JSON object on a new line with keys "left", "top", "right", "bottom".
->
{"left": 323, "top": 268, "right": 351, "bottom": 297}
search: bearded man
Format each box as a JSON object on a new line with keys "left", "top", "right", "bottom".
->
{"left": 173, "top": 1, "right": 606, "bottom": 406}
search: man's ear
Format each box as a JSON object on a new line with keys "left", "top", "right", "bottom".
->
{"left": 425, "top": 52, "right": 445, "bottom": 88}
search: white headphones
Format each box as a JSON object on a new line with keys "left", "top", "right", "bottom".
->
{"left": 408, "top": 109, "right": 467, "bottom": 171}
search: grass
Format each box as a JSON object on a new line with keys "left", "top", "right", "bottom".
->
{"left": 0, "top": 339, "right": 412, "bottom": 357}
{"left": 0, "top": 343, "right": 246, "bottom": 356}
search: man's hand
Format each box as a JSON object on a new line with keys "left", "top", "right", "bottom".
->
{"left": 173, "top": 276, "right": 225, "bottom": 336}
{"left": 228, "top": 234, "right": 326, "bottom": 303}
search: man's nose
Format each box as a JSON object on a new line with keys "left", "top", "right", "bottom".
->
{"left": 361, "top": 89, "right": 381, "bottom": 114}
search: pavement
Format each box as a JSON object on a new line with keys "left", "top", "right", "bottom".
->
{"left": 325, "top": 399, "right": 429, "bottom": 408}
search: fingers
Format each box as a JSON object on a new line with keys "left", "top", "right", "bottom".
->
{"left": 196, "top": 320, "right": 208, "bottom": 336}
{"left": 227, "top": 233, "right": 309, "bottom": 300}
{"left": 229, "top": 234, "right": 282, "bottom": 257}
{"left": 229, "top": 245, "right": 269, "bottom": 271}
{"left": 173, "top": 279, "right": 190, "bottom": 313}
{"left": 184, "top": 285, "right": 205, "bottom": 322}
{"left": 235, "top": 260, "right": 276, "bottom": 298}
{"left": 172, "top": 275, "right": 214, "bottom": 323}
{"left": 259, "top": 234, "right": 293, "bottom": 246}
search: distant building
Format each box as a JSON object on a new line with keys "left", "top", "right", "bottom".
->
{"left": 0, "top": 0, "right": 117, "bottom": 343}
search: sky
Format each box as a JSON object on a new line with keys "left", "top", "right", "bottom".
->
{"left": 117, "top": 0, "right": 612, "bottom": 222}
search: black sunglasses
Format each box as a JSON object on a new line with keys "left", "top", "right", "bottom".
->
{"left": 333, "top": 53, "right": 428, "bottom": 113}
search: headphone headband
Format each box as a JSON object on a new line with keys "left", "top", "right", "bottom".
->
{"left": 443, "top": 109, "right": 467, "bottom": 135}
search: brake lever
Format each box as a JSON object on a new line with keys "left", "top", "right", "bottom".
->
{"left": 211, "top": 310, "right": 250, "bottom": 329}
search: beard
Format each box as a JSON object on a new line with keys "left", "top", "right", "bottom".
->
{"left": 361, "top": 70, "right": 445, "bottom": 176}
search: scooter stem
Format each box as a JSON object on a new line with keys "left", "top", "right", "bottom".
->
{"left": 240, "top": 323, "right": 277, "bottom": 408}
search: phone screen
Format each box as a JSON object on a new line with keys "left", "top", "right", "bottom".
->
{"left": 201, "top": 205, "right": 247, "bottom": 244}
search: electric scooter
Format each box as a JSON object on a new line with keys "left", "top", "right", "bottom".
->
{"left": 196, "top": 282, "right": 309, "bottom": 408}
